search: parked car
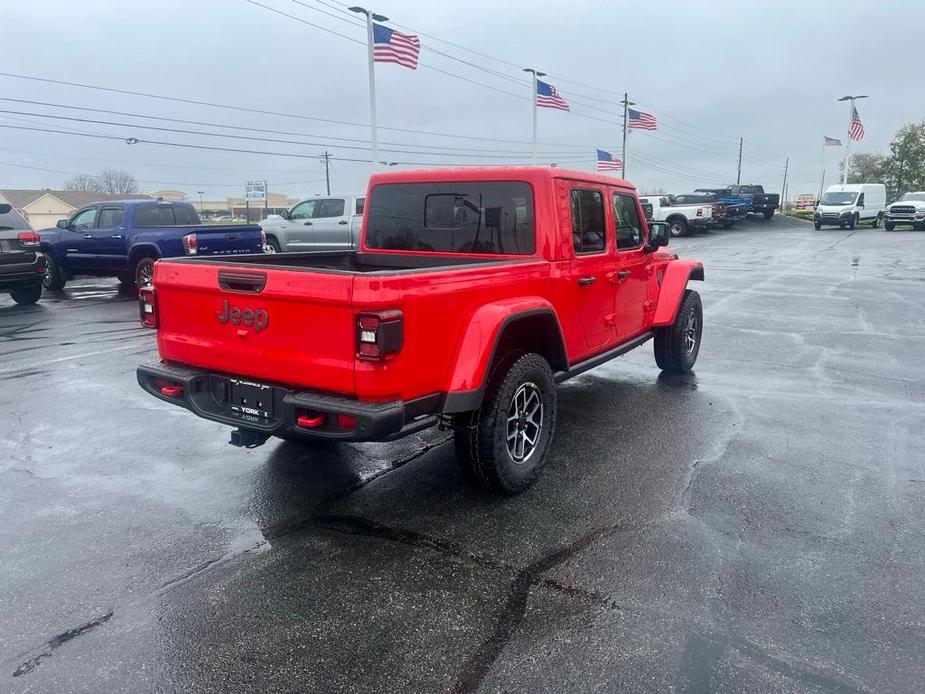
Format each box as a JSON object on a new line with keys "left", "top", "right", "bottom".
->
{"left": 639, "top": 194, "right": 713, "bottom": 237}
{"left": 672, "top": 192, "right": 744, "bottom": 229}
{"left": 694, "top": 186, "right": 752, "bottom": 222}
{"left": 136, "top": 167, "right": 704, "bottom": 494}
{"left": 259, "top": 195, "right": 365, "bottom": 252}
{"left": 0, "top": 203, "right": 45, "bottom": 305}
{"left": 883, "top": 191, "right": 925, "bottom": 231}
{"left": 39, "top": 200, "right": 265, "bottom": 290}
{"left": 814, "top": 184, "right": 886, "bottom": 230}
{"left": 695, "top": 185, "right": 779, "bottom": 219}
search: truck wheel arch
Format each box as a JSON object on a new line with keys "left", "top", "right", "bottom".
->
{"left": 128, "top": 244, "right": 160, "bottom": 266}
{"left": 442, "top": 304, "right": 567, "bottom": 414}
{"left": 652, "top": 260, "right": 705, "bottom": 327}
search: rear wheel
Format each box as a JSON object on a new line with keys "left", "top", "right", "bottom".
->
{"left": 134, "top": 256, "right": 156, "bottom": 288}
{"left": 264, "top": 236, "right": 281, "bottom": 253}
{"left": 654, "top": 289, "right": 702, "bottom": 374}
{"left": 762, "top": 210, "right": 774, "bottom": 219}
{"left": 42, "top": 253, "right": 66, "bottom": 290}
{"left": 10, "top": 284, "right": 42, "bottom": 305}
{"left": 668, "top": 218, "right": 689, "bottom": 238}
{"left": 453, "top": 352, "right": 557, "bottom": 494}
{"left": 916, "top": 222, "right": 925, "bottom": 232}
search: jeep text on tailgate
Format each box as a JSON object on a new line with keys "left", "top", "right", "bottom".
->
{"left": 137, "top": 167, "right": 704, "bottom": 493}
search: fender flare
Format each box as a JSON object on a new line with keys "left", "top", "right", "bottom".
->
{"left": 652, "top": 260, "right": 704, "bottom": 327}
{"left": 441, "top": 297, "right": 566, "bottom": 413}
{"left": 127, "top": 243, "right": 160, "bottom": 266}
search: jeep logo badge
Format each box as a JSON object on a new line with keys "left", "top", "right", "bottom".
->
{"left": 216, "top": 299, "right": 269, "bottom": 332}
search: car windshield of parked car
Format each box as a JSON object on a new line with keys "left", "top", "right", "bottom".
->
{"left": 820, "top": 192, "right": 857, "bottom": 205}
{"left": 899, "top": 192, "right": 925, "bottom": 202}
{"left": 365, "top": 182, "right": 535, "bottom": 254}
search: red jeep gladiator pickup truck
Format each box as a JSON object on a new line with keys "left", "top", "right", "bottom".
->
{"left": 137, "top": 167, "right": 703, "bottom": 493}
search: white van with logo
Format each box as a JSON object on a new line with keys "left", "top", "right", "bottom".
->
{"left": 814, "top": 184, "right": 886, "bottom": 230}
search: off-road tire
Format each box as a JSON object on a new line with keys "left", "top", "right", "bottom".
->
{"left": 814, "top": 221, "right": 822, "bottom": 230}
{"left": 654, "top": 289, "right": 702, "bottom": 374}
{"left": 134, "top": 256, "right": 156, "bottom": 289}
{"left": 885, "top": 220, "right": 895, "bottom": 231}
{"left": 762, "top": 210, "right": 774, "bottom": 219}
{"left": 668, "top": 217, "right": 689, "bottom": 238}
{"left": 453, "top": 352, "right": 557, "bottom": 494}
{"left": 10, "top": 284, "right": 42, "bottom": 305}
{"left": 41, "top": 253, "right": 66, "bottom": 290}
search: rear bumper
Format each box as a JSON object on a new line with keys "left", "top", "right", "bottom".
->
{"left": 0, "top": 256, "right": 45, "bottom": 290}
{"left": 137, "top": 361, "right": 439, "bottom": 442}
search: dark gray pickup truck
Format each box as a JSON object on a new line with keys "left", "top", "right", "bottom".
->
{"left": 0, "top": 203, "right": 45, "bottom": 305}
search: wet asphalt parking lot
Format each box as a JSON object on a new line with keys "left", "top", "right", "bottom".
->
{"left": 1, "top": 214, "right": 924, "bottom": 693}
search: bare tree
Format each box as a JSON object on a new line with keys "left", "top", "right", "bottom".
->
{"left": 64, "top": 174, "right": 104, "bottom": 193}
{"left": 63, "top": 169, "right": 139, "bottom": 195}
{"left": 96, "top": 169, "right": 139, "bottom": 195}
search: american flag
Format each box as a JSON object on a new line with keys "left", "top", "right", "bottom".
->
{"left": 536, "top": 80, "right": 569, "bottom": 111}
{"left": 849, "top": 105, "right": 864, "bottom": 141}
{"left": 824, "top": 135, "right": 842, "bottom": 146}
{"left": 596, "top": 149, "right": 622, "bottom": 172}
{"left": 628, "top": 108, "right": 657, "bottom": 130}
{"left": 373, "top": 23, "right": 420, "bottom": 70}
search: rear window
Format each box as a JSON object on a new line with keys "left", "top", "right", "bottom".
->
{"left": 0, "top": 207, "right": 31, "bottom": 231}
{"left": 173, "top": 204, "right": 200, "bottom": 224}
{"left": 365, "top": 182, "right": 535, "bottom": 255}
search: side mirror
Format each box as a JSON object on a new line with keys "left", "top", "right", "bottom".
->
{"left": 56, "top": 219, "right": 69, "bottom": 229}
{"left": 646, "top": 221, "right": 670, "bottom": 251}
{"left": 279, "top": 210, "right": 290, "bottom": 220}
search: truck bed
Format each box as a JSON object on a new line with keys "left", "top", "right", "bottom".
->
{"left": 171, "top": 250, "right": 529, "bottom": 274}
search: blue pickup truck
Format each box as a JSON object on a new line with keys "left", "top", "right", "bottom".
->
{"left": 39, "top": 199, "right": 264, "bottom": 290}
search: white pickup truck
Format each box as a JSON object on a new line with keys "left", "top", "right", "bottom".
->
{"left": 638, "top": 195, "right": 713, "bottom": 237}
{"left": 259, "top": 195, "right": 365, "bottom": 252}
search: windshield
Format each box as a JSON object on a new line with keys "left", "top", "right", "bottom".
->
{"left": 899, "top": 192, "right": 925, "bottom": 202}
{"left": 820, "top": 192, "right": 857, "bottom": 206}
{"left": 365, "top": 182, "right": 535, "bottom": 255}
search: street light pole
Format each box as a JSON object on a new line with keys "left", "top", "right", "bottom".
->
{"left": 523, "top": 68, "right": 545, "bottom": 165}
{"left": 350, "top": 6, "right": 389, "bottom": 170}
{"left": 837, "top": 94, "right": 868, "bottom": 185}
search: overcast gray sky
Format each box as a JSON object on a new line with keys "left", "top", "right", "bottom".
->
{"left": 2, "top": 0, "right": 923, "bottom": 202}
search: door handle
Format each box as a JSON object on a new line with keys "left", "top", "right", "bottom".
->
{"left": 110, "top": 234, "right": 123, "bottom": 239}
{"left": 83, "top": 234, "right": 93, "bottom": 239}
{"left": 578, "top": 276, "right": 596, "bottom": 287}
{"left": 303, "top": 221, "right": 313, "bottom": 226}
{"left": 617, "top": 270, "right": 631, "bottom": 279}
{"left": 338, "top": 220, "right": 349, "bottom": 225}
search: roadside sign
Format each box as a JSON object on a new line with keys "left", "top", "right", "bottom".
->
{"left": 245, "top": 180, "right": 267, "bottom": 201}
{"left": 795, "top": 194, "right": 816, "bottom": 209}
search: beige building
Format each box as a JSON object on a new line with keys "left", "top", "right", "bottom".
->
{"left": 146, "top": 190, "right": 299, "bottom": 220}
{"left": 0, "top": 189, "right": 151, "bottom": 230}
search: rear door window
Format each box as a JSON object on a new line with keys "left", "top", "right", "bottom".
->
{"left": 570, "top": 189, "right": 606, "bottom": 255}
{"left": 316, "top": 199, "right": 345, "bottom": 218}
{"left": 366, "top": 182, "right": 535, "bottom": 254}
{"left": 173, "top": 205, "right": 200, "bottom": 225}
{"left": 97, "top": 207, "right": 124, "bottom": 229}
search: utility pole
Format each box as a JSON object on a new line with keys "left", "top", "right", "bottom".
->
{"left": 620, "top": 93, "right": 635, "bottom": 179}
{"left": 736, "top": 137, "right": 743, "bottom": 185}
{"left": 322, "top": 151, "right": 331, "bottom": 195}
{"left": 350, "top": 6, "right": 389, "bottom": 169}
{"left": 838, "top": 94, "right": 869, "bottom": 185}
{"left": 523, "top": 68, "right": 545, "bottom": 165}
{"left": 780, "top": 156, "right": 789, "bottom": 216}
{"left": 197, "top": 191, "right": 204, "bottom": 215}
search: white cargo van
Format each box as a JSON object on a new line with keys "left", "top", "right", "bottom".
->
{"left": 814, "top": 184, "right": 886, "bottom": 230}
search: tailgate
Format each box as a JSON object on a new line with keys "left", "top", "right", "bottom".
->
{"left": 193, "top": 225, "right": 264, "bottom": 255}
{"left": 153, "top": 261, "right": 357, "bottom": 395}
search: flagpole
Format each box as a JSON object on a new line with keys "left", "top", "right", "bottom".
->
{"left": 842, "top": 100, "right": 853, "bottom": 185}
{"left": 819, "top": 135, "right": 825, "bottom": 200}
{"left": 523, "top": 68, "right": 545, "bottom": 165}
{"left": 350, "top": 6, "right": 388, "bottom": 169}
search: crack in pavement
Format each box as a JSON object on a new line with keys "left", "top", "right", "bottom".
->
{"left": 10, "top": 611, "right": 113, "bottom": 678}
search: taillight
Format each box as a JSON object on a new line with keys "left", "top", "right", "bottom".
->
{"left": 696, "top": 208, "right": 704, "bottom": 217}
{"left": 139, "top": 286, "right": 158, "bottom": 328}
{"left": 17, "top": 231, "right": 40, "bottom": 247}
{"left": 356, "top": 310, "right": 403, "bottom": 361}
{"left": 182, "top": 233, "right": 198, "bottom": 255}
